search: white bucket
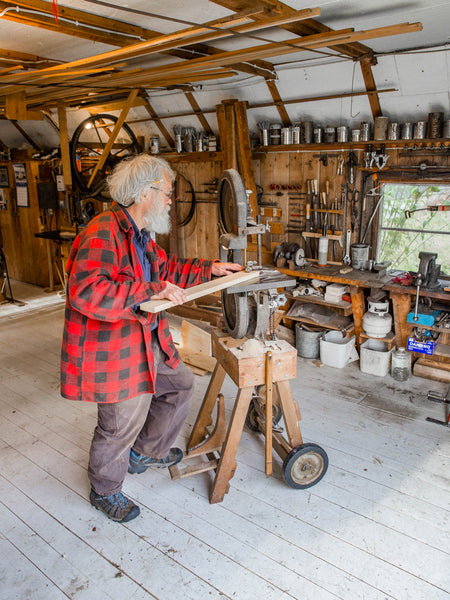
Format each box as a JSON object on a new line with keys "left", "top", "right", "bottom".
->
{"left": 360, "top": 339, "right": 391, "bottom": 376}
{"left": 320, "top": 331, "right": 359, "bottom": 369}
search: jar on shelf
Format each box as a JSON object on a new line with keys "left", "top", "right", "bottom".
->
{"left": 391, "top": 346, "right": 411, "bottom": 381}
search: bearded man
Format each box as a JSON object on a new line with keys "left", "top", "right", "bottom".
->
{"left": 61, "top": 154, "right": 241, "bottom": 523}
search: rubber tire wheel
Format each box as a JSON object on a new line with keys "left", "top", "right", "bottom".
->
{"left": 282, "top": 443, "right": 328, "bottom": 489}
{"left": 245, "top": 396, "right": 283, "bottom": 433}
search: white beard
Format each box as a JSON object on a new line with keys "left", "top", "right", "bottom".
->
{"left": 143, "top": 202, "right": 171, "bottom": 234}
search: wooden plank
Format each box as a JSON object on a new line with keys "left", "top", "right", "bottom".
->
{"left": 266, "top": 79, "right": 291, "bottom": 127}
{"left": 413, "top": 359, "right": 450, "bottom": 382}
{"left": 178, "top": 349, "right": 217, "bottom": 372}
{"left": 57, "top": 101, "right": 72, "bottom": 188}
{"left": 180, "top": 320, "right": 211, "bottom": 355}
{"left": 140, "top": 270, "right": 260, "bottom": 313}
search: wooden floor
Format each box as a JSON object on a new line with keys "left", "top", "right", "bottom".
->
{"left": 0, "top": 282, "right": 449, "bottom": 600}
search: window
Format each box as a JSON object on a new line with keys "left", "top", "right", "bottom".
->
{"left": 377, "top": 183, "right": 450, "bottom": 274}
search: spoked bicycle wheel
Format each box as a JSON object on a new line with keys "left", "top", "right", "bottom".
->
{"left": 70, "top": 113, "right": 141, "bottom": 198}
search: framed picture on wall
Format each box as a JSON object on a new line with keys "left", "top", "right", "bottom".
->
{"left": 0, "top": 165, "right": 9, "bottom": 188}
{"left": 13, "top": 163, "right": 29, "bottom": 207}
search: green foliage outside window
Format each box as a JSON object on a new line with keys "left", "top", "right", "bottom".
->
{"left": 378, "top": 183, "right": 450, "bottom": 274}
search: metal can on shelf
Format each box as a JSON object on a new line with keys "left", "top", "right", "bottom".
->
{"left": 413, "top": 121, "right": 427, "bottom": 139}
{"left": 351, "top": 129, "right": 361, "bottom": 142}
{"left": 292, "top": 124, "right": 301, "bottom": 144}
{"left": 336, "top": 126, "right": 349, "bottom": 142}
{"left": 269, "top": 123, "right": 282, "bottom": 145}
{"left": 150, "top": 136, "right": 160, "bottom": 154}
{"left": 443, "top": 120, "right": 450, "bottom": 138}
{"left": 428, "top": 112, "right": 444, "bottom": 138}
{"left": 401, "top": 122, "right": 413, "bottom": 140}
{"left": 301, "top": 121, "right": 313, "bottom": 143}
{"left": 374, "top": 116, "right": 389, "bottom": 140}
{"left": 281, "top": 127, "right": 292, "bottom": 145}
{"left": 387, "top": 122, "right": 399, "bottom": 140}
{"left": 313, "top": 126, "right": 323, "bottom": 143}
{"left": 324, "top": 127, "right": 336, "bottom": 143}
{"left": 360, "top": 122, "right": 370, "bottom": 141}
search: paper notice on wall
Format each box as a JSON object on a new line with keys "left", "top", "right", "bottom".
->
{"left": 13, "top": 163, "right": 28, "bottom": 207}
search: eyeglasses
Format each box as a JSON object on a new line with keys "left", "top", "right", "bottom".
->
{"left": 149, "top": 185, "right": 173, "bottom": 198}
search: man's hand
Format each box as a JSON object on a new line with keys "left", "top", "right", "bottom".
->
{"left": 211, "top": 262, "right": 243, "bottom": 277}
{"left": 151, "top": 282, "right": 187, "bottom": 305}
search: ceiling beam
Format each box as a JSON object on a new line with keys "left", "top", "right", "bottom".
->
{"left": 266, "top": 80, "right": 291, "bottom": 126}
{"left": 211, "top": 0, "right": 373, "bottom": 59}
{"left": 9, "top": 119, "right": 40, "bottom": 149}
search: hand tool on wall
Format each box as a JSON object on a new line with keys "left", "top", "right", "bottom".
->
{"left": 337, "top": 154, "right": 344, "bottom": 176}
{"left": 343, "top": 229, "right": 352, "bottom": 265}
{"left": 312, "top": 179, "right": 319, "bottom": 232}
{"left": 405, "top": 204, "right": 450, "bottom": 218}
{"left": 304, "top": 203, "right": 312, "bottom": 258}
{"left": 345, "top": 151, "right": 357, "bottom": 186}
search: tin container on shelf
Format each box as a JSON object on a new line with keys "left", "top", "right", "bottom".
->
{"left": 443, "top": 120, "right": 450, "bottom": 138}
{"left": 351, "top": 129, "right": 361, "bottom": 142}
{"left": 360, "top": 122, "right": 370, "bottom": 141}
{"left": 281, "top": 127, "right": 292, "bottom": 145}
{"left": 374, "top": 116, "right": 389, "bottom": 140}
{"left": 387, "top": 122, "right": 399, "bottom": 140}
{"left": 324, "top": 127, "right": 336, "bottom": 143}
{"left": 428, "top": 112, "right": 444, "bottom": 138}
{"left": 301, "top": 121, "right": 313, "bottom": 143}
{"left": 336, "top": 126, "right": 349, "bottom": 142}
{"left": 269, "top": 123, "right": 281, "bottom": 145}
{"left": 413, "top": 121, "right": 427, "bottom": 139}
{"left": 313, "top": 126, "right": 323, "bottom": 144}
{"left": 292, "top": 124, "right": 301, "bottom": 144}
{"left": 401, "top": 122, "right": 413, "bottom": 140}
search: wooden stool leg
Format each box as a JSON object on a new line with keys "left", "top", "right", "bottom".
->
{"left": 210, "top": 386, "right": 254, "bottom": 504}
{"left": 276, "top": 380, "right": 303, "bottom": 447}
{"left": 187, "top": 362, "right": 226, "bottom": 449}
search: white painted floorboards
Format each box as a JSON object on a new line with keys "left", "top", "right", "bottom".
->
{"left": 0, "top": 282, "right": 449, "bottom": 600}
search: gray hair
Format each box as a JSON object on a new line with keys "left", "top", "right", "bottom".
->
{"left": 107, "top": 153, "right": 175, "bottom": 207}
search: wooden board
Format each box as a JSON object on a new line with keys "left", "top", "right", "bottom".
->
{"left": 140, "top": 270, "right": 260, "bottom": 313}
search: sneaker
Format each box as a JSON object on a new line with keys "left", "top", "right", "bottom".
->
{"left": 128, "top": 447, "right": 183, "bottom": 474}
{"left": 90, "top": 489, "right": 140, "bottom": 522}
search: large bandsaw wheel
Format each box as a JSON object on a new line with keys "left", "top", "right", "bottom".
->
{"left": 218, "top": 169, "right": 256, "bottom": 338}
{"left": 70, "top": 113, "right": 141, "bottom": 199}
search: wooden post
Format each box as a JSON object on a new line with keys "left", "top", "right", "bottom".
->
{"left": 265, "top": 350, "right": 273, "bottom": 476}
{"left": 57, "top": 101, "right": 72, "bottom": 188}
{"left": 349, "top": 286, "right": 366, "bottom": 346}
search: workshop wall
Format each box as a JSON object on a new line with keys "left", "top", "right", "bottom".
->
{"left": 0, "top": 160, "right": 51, "bottom": 288}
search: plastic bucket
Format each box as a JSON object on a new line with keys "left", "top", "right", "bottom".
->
{"left": 360, "top": 339, "right": 391, "bottom": 376}
{"left": 351, "top": 243, "right": 369, "bottom": 269}
{"left": 320, "top": 331, "right": 359, "bottom": 368}
{"left": 295, "top": 325, "right": 322, "bottom": 359}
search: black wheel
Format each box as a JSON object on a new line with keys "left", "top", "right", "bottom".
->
{"left": 218, "top": 169, "right": 247, "bottom": 235}
{"left": 283, "top": 443, "right": 328, "bottom": 489}
{"left": 245, "top": 390, "right": 283, "bottom": 433}
{"left": 70, "top": 114, "right": 141, "bottom": 198}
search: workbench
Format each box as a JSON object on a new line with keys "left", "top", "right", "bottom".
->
{"left": 278, "top": 265, "right": 393, "bottom": 346}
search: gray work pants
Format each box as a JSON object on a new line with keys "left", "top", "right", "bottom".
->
{"left": 88, "top": 332, "right": 194, "bottom": 495}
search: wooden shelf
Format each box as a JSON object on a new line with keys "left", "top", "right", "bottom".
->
{"left": 286, "top": 293, "right": 353, "bottom": 316}
{"left": 253, "top": 139, "right": 450, "bottom": 155}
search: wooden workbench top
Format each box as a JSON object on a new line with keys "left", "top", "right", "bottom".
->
{"left": 278, "top": 266, "right": 392, "bottom": 289}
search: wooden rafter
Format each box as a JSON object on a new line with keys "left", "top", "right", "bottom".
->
{"left": 142, "top": 98, "right": 175, "bottom": 149}
{"left": 266, "top": 80, "right": 291, "bottom": 127}
{"left": 9, "top": 120, "right": 40, "bottom": 149}
{"left": 213, "top": 0, "right": 385, "bottom": 116}
{"left": 184, "top": 92, "right": 214, "bottom": 135}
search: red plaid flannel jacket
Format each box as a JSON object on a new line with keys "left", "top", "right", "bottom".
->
{"left": 61, "top": 203, "right": 213, "bottom": 403}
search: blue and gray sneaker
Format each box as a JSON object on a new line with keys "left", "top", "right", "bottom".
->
{"left": 128, "top": 448, "right": 183, "bottom": 474}
{"left": 90, "top": 489, "right": 140, "bottom": 522}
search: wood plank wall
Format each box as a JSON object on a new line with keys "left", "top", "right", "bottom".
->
{"left": 1, "top": 147, "right": 448, "bottom": 286}
{"left": 0, "top": 161, "right": 52, "bottom": 287}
